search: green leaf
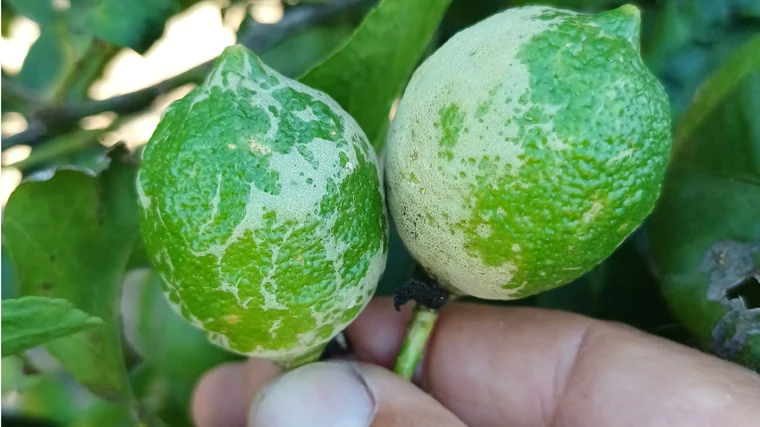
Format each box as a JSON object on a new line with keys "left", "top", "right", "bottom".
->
{"left": 15, "top": 13, "right": 95, "bottom": 102}
{"left": 2, "top": 356, "right": 26, "bottom": 395}
{"left": 260, "top": 24, "right": 356, "bottom": 79}
{"left": 673, "top": 33, "right": 760, "bottom": 155}
{"left": 299, "top": 0, "right": 454, "bottom": 148}
{"left": 1, "top": 2, "right": 17, "bottom": 37}
{"left": 2, "top": 244, "right": 17, "bottom": 299}
{"left": 2, "top": 145, "right": 141, "bottom": 403}
{"left": 5, "top": 0, "right": 54, "bottom": 25}
{"left": 649, "top": 34, "right": 760, "bottom": 372}
{"left": 641, "top": 0, "right": 760, "bottom": 119}
{"left": 16, "top": 22, "right": 71, "bottom": 100}
{"left": 71, "top": 400, "right": 134, "bottom": 427}
{"left": 17, "top": 374, "right": 83, "bottom": 426}
{"left": 509, "top": 0, "right": 622, "bottom": 11}
{"left": 82, "top": 0, "right": 178, "bottom": 52}
{"left": 2, "top": 296, "right": 104, "bottom": 357}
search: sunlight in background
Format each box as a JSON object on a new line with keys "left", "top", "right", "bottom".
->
{"left": 389, "top": 97, "right": 400, "bottom": 121}
{"left": 0, "top": 16, "right": 40, "bottom": 75}
{"left": 89, "top": 1, "right": 238, "bottom": 149}
{"left": 0, "top": 17, "right": 38, "bottom": 206}
{"left": 1, "top": 146, "right": 31, "bottom": 206}
{"left": 251, "top": 0, "right": 284, "bottom": 24}
{"left": 1, "top": 169, "right": 22, "bottom": 207}
{"left": 79, "top": 112, "right": 118, "bottom": 130}
{"left": 1, "top": 0, "right": 285, "bottom": 204}
{"left": 90, "top": 0, "right": 283, "bottom": 150}
{"left": 1, "top": 145, "right": 32, "bottom": 166}
{"left": 1, "top": 113, "right": 28, "bottom": 138}
{"left": 0, "top": 145, "right": 32, "bottom": 206}
{"left": 90, "top": 1, "right": 238, "bottom": 99}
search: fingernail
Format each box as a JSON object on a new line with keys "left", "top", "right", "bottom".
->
{"left": 248, "top": 362, "right": 376, "bottom": 427}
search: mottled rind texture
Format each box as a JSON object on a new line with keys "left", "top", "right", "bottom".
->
{"left": 386, "top": 5, "right": 671, "bottom": 300}
{"left": 137, "top": 46, "right": 388, "bottom": 362}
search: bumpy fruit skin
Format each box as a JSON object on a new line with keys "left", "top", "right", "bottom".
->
{"left": 137, "top": 45, "right": 388, "bottom": 364}
{"left": 385, "top": 5, "right": 671, "bottom": 300}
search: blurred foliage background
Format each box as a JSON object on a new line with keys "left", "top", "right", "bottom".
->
{"left": 1, "top": 0, "right": 759, "bottom": 426}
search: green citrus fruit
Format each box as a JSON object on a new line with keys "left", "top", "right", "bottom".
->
{"left": 137, "top": 45, "right": 388, "bottom": 366}
{"left": 385, "top": 4, "right": 672, "bottom": 300}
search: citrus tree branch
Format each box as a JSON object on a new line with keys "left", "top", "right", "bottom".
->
{"left": 2, "top": 0, "right": 373, "bottom": 150}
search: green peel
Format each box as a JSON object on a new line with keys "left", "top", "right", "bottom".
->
{"left": 387, "top": 4, "right": 671, "bottom": 379}
{"left": 137, "top": 45, "right": 388, "bottom": 368}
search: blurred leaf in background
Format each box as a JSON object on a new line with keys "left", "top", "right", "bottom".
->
{"left": 70, "top": 400, "right": 133, "bottom": 427}
{"left": 13, "top": 374, "right": 84, "bottom": 426}
{"left": 300, "top": 0, "right": 454, "bottom": 149}
{"left": 5, "top": 0, "right": 119, "bottom": 104}
{"left": 649, "top": 33, "right": 760, "bottom": 372}
{"left": 2, "top": 146, "right": 140, "bottom": 403}
{"left": 2, "top": 296, "right": 104, "bottom": 357}
{"left": 534, "top": 235, "right": 683, "bottom": 337}
{"left": 261, "top": 24, "right": 355, "bottom": 78}
{"left": 81, "top": 0, "right": 180, "bottom": 53}
{"left": 641, "top": 0, "right": 760, "bottom": 120}
{"left": 2, "top": 244, "right": 17, "bottom": 299}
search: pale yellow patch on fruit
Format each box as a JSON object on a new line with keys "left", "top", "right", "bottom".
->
{"left": 386, "top": 6, "right": 565, "bottom": 299}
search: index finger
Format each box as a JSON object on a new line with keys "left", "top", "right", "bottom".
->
{"left": 345, "top": 297, "right": 760, "bottom": 427}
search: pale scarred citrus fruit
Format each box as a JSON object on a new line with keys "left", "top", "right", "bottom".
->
{"left": 137, "top": 45, "right": 388, "bottom": 366}
{"left": 385, "top": 5, "right": 671, "bottom": 300}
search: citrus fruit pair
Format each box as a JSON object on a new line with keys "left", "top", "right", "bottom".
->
{"left": 137, "top": 4, "right": 671, "bottom": 364}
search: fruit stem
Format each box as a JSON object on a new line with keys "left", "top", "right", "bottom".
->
{"left": 393, "top": 305, "right": 439, "bottom": 380}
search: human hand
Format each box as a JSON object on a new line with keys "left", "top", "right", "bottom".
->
{"left": 192, "top": 297, "right": 760, "bottom": 427}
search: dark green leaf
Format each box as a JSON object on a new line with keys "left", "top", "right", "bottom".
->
{"left": 59, "top": 41, "right": 121, "bottom": 102}
{"left": 440, "top": 0, "right": 505, "bottom": 34}
{"left": 130, "top": 363, "right": 191, "bottom": 427}
{"left": 261, "top": 24, "right": 356, "bottom": 79}
{"left": 673, "top": 33, "right": 760, "bottom": 156}
{"left": 736, "top": 0, "right": 760, "bottom": 17}
{"left": 5, "top": 0, "right": 54, "bottom": 25}
{"left": 2, "top": 146, "right": 141, "bottom": 402}
{"left": 15, "top": 13, "right": 95, "bottom": 102}
{"left": 509, "top": 0, "right": 624, "bottom": 12}
{"left": 16, "top": 23, "right": 70, "bottom": 100}
{"left": 2, "top": 244, "right": 17, "bottom": 299}
{"left": 71, "top": 400, "right": 134, "bottom": 427}
{"left": 299, "top": 0, "right": 454, "bottom": 148}
{"left": 82, "top": 0, "right": 178, "bottom": 52}
{"left": 2, "top": 296, "right": 104, "bottom": 357}
{"left": 534, "top": 236, "right": 685, "bottom": 339}
{"left": 641, "top": 0, "right": 760, "bottom": 119}
{"left": 649, "top": 34, "right": 760, "bottom": 372}
{"left": 2, "top": 356, "right": 26, "bottom": 395}
{"left": 17, "top": 374, "right": 83, "bottom": 426}
{"left": 1, "top": 2, "right": 17, "bottom": 37}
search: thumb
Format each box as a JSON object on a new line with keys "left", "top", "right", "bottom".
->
{"left": 248, "top": 361, "right": 465, "bottom": 427}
